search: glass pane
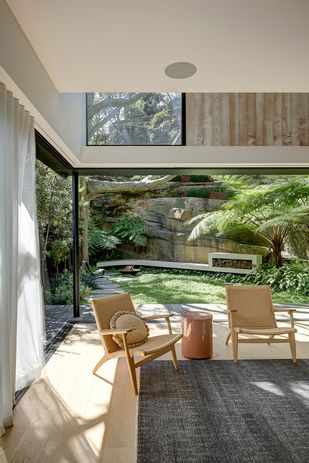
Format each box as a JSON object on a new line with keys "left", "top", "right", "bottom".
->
{"left": 36, "top": 160, "right": 73, "bottom": 344}
{"left": 87, "top": 92, "right": 182, "bottom": 145}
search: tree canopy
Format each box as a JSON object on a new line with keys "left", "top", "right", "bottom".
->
{"left": 87, "top": 92, "right": 182, "bottom": 145}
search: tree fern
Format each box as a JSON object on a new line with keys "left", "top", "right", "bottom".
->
{"left": 112, "top": 217, "right": 147, "bottom": 246}
{"left": 88, "top": 226, "right": 120, "bottom": 256}
{"left": 188, "top": 176, "right": 309, "bottom": 267}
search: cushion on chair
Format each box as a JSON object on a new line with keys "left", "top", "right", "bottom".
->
{"left": 110, "top": 311, "right": 149, "bottom": 349}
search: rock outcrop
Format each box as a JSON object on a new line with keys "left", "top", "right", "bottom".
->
{"left": 92, "top": 188, "right": 268, "bottom": 263}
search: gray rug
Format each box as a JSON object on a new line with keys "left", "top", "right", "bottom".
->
{"left": 137, "top": 360, "right": 309, "bottom": 463}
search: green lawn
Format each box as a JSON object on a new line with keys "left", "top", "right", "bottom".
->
{"left": 112, "top": 268, "right": 309, "bottom": 305}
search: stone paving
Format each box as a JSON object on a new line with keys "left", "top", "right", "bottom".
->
{"left": 44, "top": 272, "right": 124, "bottom": 345}
{"left": 89, "top": 273, "right": 124, "bottom": 298}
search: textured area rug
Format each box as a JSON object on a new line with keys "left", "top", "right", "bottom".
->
{"left": 137, "top": 360, "right": 309, "bottom": 463}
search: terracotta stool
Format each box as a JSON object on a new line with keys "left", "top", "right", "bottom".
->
{"left": 181, "top": 312, "right": 213, "bottom": 359}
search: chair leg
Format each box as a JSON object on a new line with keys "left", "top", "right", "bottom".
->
{"left": 125, "top": 353, "right": 138, "bottom": 395}
{"left": 267, "top": 335, "right": 275, "bottom": 345}
{"left": 170, "top": 345, "right": 179, "bottom": 371}
{"left": 225, "top": 332, "right": 231, "bottom": 345}
{"left": 93, "top": 355, "right": 109, "bottom": 374}
{"left": 289, "top": 333, "right": 297, "bottom": 363}
{"left": 231, "top": 331, "right": 238, "bottom": 364}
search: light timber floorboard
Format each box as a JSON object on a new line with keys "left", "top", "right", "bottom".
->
{"left": 1, "top": 315, "right": 309, "bottom": 463}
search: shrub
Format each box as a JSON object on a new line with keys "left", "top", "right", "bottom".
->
{"left": 187, "top": 188, "right": 212, "bottom": 198}
{"left": 80, "top": 267, "right": 100, "bottom": 289}
{"left": 204, "top": 261, "right": 309, "bottom": 295}
{"left": 243, "top": 261, "right": 309, "bottom": 294}
{"left": 171, "top": 175, "right": 212, "bottom": 183}
{"left": 188, "top": 175, "right": 212, "bottom": 182}
{"left": 135, "top": 262, "right": 309, "bottom": 296}
{"left": 187, "top": 185, "right": 235, "bottom": 199}
{"left": 50, "top": 269, "right": 94, "bottom": 304}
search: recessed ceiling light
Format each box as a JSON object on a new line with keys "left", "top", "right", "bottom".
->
{"left": 164, "top": 62, "right": 197, "bottom": 79}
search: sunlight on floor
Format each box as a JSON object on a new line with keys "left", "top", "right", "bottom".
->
{"left": 1, "top": 314, "right": 309, "bottom": 463}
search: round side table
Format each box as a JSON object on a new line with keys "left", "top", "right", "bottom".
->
{"left": 181, "top": 312, "right": 213, "bottom": 359}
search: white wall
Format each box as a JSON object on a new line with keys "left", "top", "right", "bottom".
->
{"left": 0, "top": 0, "right": 84, "bottom": 164}
{"left": 2, "top": 0, "right": 309, "bottom": 170}
{"left": 81, "top": 145, "right": 309, "bottom": 168}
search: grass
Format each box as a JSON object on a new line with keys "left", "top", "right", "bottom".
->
{"left": 112, "top": 268, "right": 309, "bottom": 305}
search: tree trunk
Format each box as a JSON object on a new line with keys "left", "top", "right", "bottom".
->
{"left": 41, "top": 222, "right": 51, "bottom": 293}
{"left": 81, "top": 201, "right": 90, "bottom": 262}
{"left": 274, "top": 248, "right": 283, "bottom": 268}
{"left": 80, "top": 176, "right": 90, "bottom": 262}
{"left": 40, "top": 254, "right": 50, "bottom": 293}
{"left": 272, "top": 236, "right": 284, "bottom": 268}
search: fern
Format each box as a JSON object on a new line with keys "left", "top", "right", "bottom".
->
{"left": 88, "top": 226, "right": 120, "bottom": 256}
{"left": 113, "top": 217, "right": 147, "bottom": 246}
{"left": 187, "top": 176, "right": 309, "bottom": 266}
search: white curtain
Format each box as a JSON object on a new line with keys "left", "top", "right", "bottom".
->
{"left": 0, "top": 83, "right": 44, "bottom": 436}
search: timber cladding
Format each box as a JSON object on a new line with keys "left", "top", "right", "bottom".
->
{"left": 186, "top": 93, "right": 309, "bottom": 146}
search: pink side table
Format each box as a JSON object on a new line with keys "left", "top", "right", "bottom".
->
{"left": 181, "top": 312, "right": 213, "bottom": 359}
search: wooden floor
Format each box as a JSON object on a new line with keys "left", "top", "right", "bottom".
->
{"left": 1, "top": 315, "right": 309, "bottom": 463}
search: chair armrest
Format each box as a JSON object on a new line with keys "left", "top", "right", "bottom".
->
{"left": 273, "top": 308, "right": 295, "bottom": 328}
{"left": 227, "top": 309, "right": 237, "bottom": 313}
{"left": 142, "top": 313, "right": 174, "bottom": 321}
{"left": 272, "top": 308, "right": 296, "bottom": 312}
{"left": 142, "top": 313, "right": 174, "bottom": 334}
{"left": 99, "top": 328, "right": 132, "bottom": 336}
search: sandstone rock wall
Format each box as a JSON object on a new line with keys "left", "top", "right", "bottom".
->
{"left": 92, "top": 189, "right": 268, "bottom": 263}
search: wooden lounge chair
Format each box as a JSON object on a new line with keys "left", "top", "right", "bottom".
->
{"left": 91, "top": 292, "right": 182, "bottom": 394}
{"left": 225, "top": 285, "right": 297, "bottom": 363}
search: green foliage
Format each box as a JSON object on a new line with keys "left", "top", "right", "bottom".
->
{"left": 36, "top": 159, "right": 72, "bottom": 278}
{"left": 50, "top": 269, "right": 98, "bottom": 305}
{"left": 187, "top": 188, "right": 212, "bottom": 198}
{"left": 243, "top": 262, "right": 309, "bottom": 294}
{"left": 188, "top": 176, "right": 309, "bottom": 267}
{"left": 50, "top": 239, "right": 71, "bottom": 266}
{"left": 171, "top": 175, "right": 212, "bottom": 183}
{"left": 112, "top": 217, "right": 147, "bottom": 246}
{"left": 88, "top": 226, "right": 120, "bottom": 257}
{"left": 91, "top": 210, "right": 107, "bottom": 227}
{"left": 221, "top": 226, "right": 270, "bottom": 248}
{"left": 112, "top": 267, "right": 308, "bottom": 304}
{"left": 80, "top": 266, "right": 101, "bottom": 289}
{"left": 199, "top": 261, "right": 309, "bottom": 295}
{"left": 87, "top": 92, "right": 181, "bottom": 145}
{"left": 187, "top": 184, "right": 234, "bottom": 198}
{"left": 189, "top": 175, "right": 212, "bottom": 182}
{"left": 36, "top": 160, "right": 72, "bottom": 257}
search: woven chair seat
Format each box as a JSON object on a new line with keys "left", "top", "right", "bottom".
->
{"left": 131, "top": 334, "right": 183, "bottom": 356}
{"left": 235, "top": 327, "right": 297, "bottom": 335}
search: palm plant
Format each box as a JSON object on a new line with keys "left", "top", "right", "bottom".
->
{"left": 188, "top": 176, "right": 309, "bottom": 267}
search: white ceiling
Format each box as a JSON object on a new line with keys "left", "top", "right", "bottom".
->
{"left": 6, "top": 0, "right": 309, "bottom": 93}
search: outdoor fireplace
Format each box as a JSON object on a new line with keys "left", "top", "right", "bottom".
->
{"left": 208, "top": 253, "right": 263, "bottom": 274}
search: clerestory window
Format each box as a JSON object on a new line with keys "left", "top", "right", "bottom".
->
{"left": 87, "top": 92, "right": 183, "bottom": 145}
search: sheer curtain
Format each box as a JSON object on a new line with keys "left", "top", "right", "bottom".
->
{"left": 0, "top": 83, "right": 44, "bottom": 435}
